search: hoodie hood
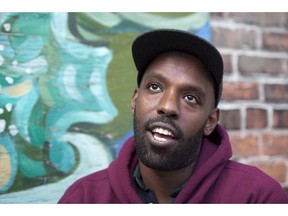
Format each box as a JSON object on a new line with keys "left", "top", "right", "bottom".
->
{"left": 175, "top": 124, "right": 232, "bottom": 203}
{"left": 108, "top": 124, "right": 232, "bottom": 203}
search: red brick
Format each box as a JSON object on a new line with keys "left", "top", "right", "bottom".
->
{"left": 222, "top": 82, "right": 259, "bottom": 101}
{"left": 246, "top": 108, "right": 267, "bottom": 129}
{"left": 222, "top": 54, "right": 232, "bottom": 75}
{"left": 229, "top": 12, "right": 285, "bottom": 27}
{"left": 263, "top": 134, "right": 288, "bottom": 156}
{"left": 220, "top": 109, "right": 241, "bottom": 130}
{"left": 273, "top": 110, "right": 288, "bottom": 128}
{"left": 249, "top": 160, "right": 286, "bottom": 183}
{"left": 263, "top": 32, "right": 288, "bottom": 52}
{"left": 230, "top": 135, "right": 259, "bottom": 157}
{"left": 211, "top": 12, "right": 226, "bottom": 19}
{"left": 265, "top": 84, "right": 288, "bottom": 102}
{"left": 239, "top": 56, "right": 287, "bottom": 76}
{"left": 212, "top": 27, "right": 257, "bottom": 49}
{"left": 284, "top": 13, "right": 288, "bottom": 28}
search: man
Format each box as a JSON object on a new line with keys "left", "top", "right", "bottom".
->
{"left": 58, "top": 29, "right": 288, "bottom": 203}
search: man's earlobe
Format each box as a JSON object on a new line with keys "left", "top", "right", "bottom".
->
{"left": 204, "top": 108, "right": 220, "bottom": 136}
{"left": 131, "top": 89, "right": 139, "bottom": 114}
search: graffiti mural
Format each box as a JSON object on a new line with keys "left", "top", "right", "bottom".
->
{"left": 0, "top": 12, "right": 211, "bottom": 203}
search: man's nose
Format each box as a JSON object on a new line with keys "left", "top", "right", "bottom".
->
{"left": 157, "top": 91, "right": 179, "bottom": 119}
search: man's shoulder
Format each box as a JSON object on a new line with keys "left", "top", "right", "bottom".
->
{"left": 217, "top": 160, "right": 288, "bottom": 203}
{"left": 63, "top": 168, "right": 110, "bottom": 194}
{"left": 58, "top": 168, "right": 110, "bottom": 203}
{"left": 224, "top": 160, "right": 282, "bottom": 189}
{"left": 226, "top": 160, "right": 274, "bottom": 180}
{"left": 73, "top": 168, "right": 109, "bottom": 185}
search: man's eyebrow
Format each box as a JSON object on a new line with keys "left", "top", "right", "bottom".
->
{"left": 182, "top": 85, "right": 207, "bottom": 100}
{"left": 144, "top": 72, "right": 166, "bottom": 82}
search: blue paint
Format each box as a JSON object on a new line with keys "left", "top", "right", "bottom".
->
{"left": 192, "top": 20, "right": 211, "bottom": 42}
{"left": 18, "top": 152, "right": 46, "bottom": 178}
{"left": 0, "top": 12, "right": 211, "bottom": 196}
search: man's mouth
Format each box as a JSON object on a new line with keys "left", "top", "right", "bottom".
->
{"left": 151, "top": 127, "right": 175, "bottom": 142}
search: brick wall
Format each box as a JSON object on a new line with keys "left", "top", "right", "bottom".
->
{"left": 211, "top": 13, "right": 288, "bottom": 191}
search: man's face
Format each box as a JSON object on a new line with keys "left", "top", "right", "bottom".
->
{"left": 132, "top": 51, "right": 219, "bottom": 171}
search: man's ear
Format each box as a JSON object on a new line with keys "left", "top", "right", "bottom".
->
{"left": 131, "top": 89, "right": 139, "bottom": 115}
{"left": 204, "top": 108, "right": 220, "bottom": 136}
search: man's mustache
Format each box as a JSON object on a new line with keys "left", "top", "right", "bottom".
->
{"left": 144, "top": 116, "right": 183, "bottom": 138}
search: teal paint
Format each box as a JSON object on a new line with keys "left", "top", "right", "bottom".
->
{"left": 0, "top": 12, "right": 210, "bottom": 203}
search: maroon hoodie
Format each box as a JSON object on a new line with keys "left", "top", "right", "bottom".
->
{"left": 58, "top": 124, "right": 288, "bottom": 203}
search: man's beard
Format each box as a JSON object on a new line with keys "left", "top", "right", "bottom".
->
{"left": 133, "top": 111, "right": 204, "bottom": 171}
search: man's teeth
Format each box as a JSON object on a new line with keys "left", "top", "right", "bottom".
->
{"left": 154, "top": 135, "right": 167, "bottom": 142}
{"left": 152, "top": 127, "right": 174, "bottom": 137}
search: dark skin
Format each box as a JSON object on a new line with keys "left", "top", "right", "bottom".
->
{"left": 131, "top": 51, "right": 219, "bottom": 203}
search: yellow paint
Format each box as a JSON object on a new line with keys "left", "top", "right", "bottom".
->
{"left": 1, "top": 79, "right": 32, "bottom": 97}
{"left": 0, "top": 145, "right": 11, "bottom": 188}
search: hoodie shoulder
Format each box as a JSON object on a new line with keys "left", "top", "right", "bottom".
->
{"left": 219, "top": 161, "right": 288, "bottom": 203}
{"left": 58, "top": 169, "right": 111, "bottom": 203}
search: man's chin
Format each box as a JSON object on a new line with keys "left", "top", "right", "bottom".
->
{"left": 139, "top": 153, "right": 193, "bottom": 172}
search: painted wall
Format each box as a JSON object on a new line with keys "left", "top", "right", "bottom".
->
{"left": 0, "top": 12, "right": 210, "bottom": 203}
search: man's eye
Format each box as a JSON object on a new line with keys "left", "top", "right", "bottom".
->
{"left": 148, "top": 83, "right": 161, "bottom": 91}
{"left": 184, "top": 95, "right": 198, "bottom": 104}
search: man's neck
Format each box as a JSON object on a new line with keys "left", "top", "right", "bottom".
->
{"left": 138, "top": 161, "right": 195, "bottom": 203}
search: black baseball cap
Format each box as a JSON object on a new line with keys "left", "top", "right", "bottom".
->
{"left": 131, "top": 29, "right": 223, "bottom": 107}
